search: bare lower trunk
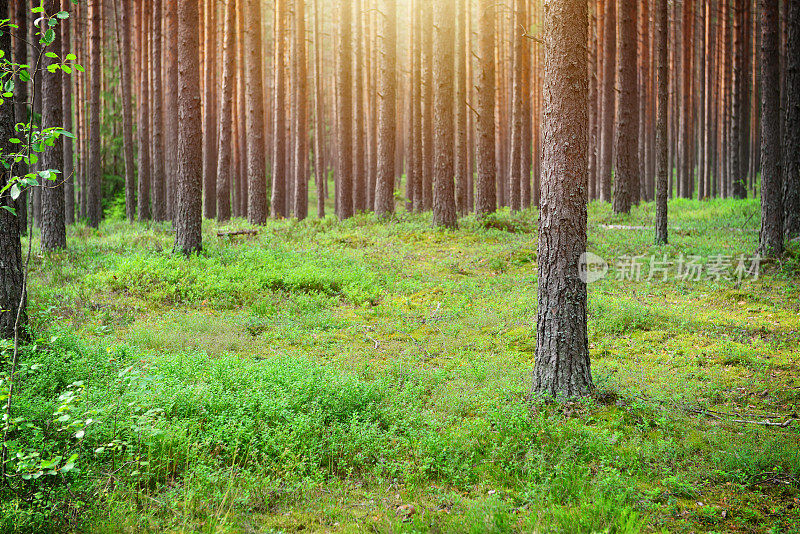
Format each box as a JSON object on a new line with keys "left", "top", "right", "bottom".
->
{"left": 655, "top": 0, "right": 669, "bottom": 245}
{"left": 216, "top": 0, "right": 236, "bottom": 222}
{"left": 475, "top": 0, "right": 496, "bottom": 216}
{"left": 375, "top": 0, "right": 397, "bottom": 217}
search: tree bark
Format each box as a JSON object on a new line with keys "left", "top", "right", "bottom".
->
{"left": 598, "top": 0, "right": 616, "bottom": 202}
{"left": 270, "top": 0, "right": 287, "bottom": 218}
{"left": 151, "top": 0, "right": 166, "bottom": 220}
{"left": 202, "top": 0, "right": 217, "bottom": 219}
{"left": 136, "top": 0, "right": 151, "bottom": 221}
{"left": 312, "top": 0, "right": 326, "bottom": 218}
{"left": 420, "top": 0, "right": 433, "bottom": 211}
{"left": 655, "top": 0, "right": 669, "bottom": 244}
{"left": 62, "top": 0, "right": 74, "bottom": 225}
{"left": 293, "top": 0, "right": 308, "bottom": 220}
{"left": 87, "top": 0, "right": 103, "bottom": 226}
{"left": 533, "top": 0, "right": 593, "bottom": 398}
{"left": 432, "top": 0, "right": 457, "bottom": 228}
{"left": 244, "top": 0, "right": 266, "bottom": 223}
{"left": 783, "top": 0, "right": 799, "bottom": 240}
{"left": 175, "top": 0, "right": 203, "bottom": 254}
{"left": 612, "top": 0, "right": 639, "bottom": 214}
{"left": 758, "top": 0, "right": 783, "bottom": 256}
{"left": 375, "top": 0, "right": 396, "bottom": 217}
{"left": 475, "top": 0, "right": 496, "bottom": 216}
{"left": 41, "top": 0, "right": 67, "bottom": 251}
{"left": 216, "top": 0, "right": 236, "bottom": 222}
{"left": 336, "top": 0, "right": 354, "bottom": 219}
{"left": 164, "top": 0, "right": 179, "bottom": 220}
{"left": 454, "top": 0, "right": 468, "bottom": 214}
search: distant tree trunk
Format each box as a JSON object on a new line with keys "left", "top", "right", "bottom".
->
{"left": 508, "top": 0, "right": 525, "bottom": 212}
{"left": 475, "top": 0, "right": 496, "bottom": 216}
{"left": 245, "top": 0, "right": 267, "bottom": 223}
{"left": 175, "top": 0, "right": 203, "bottom": 254}
{"left": 655, "top": 0, "right": 669, "bottom": 244}
{"left": 136, "top": 0, "right": 151, "bottom": 221}
{"left": 87, "top": 0, "right": 103, "bottom": 227}
{"left": 613, "top": 0, "right": 639, "bottom": 214}
{"left": 534, "top": 0, "right": 593, "bottom": 398}
{"left": 0, "top": 0, "right": 25, "bottom": 339}
{"left": 312, "top": 0, "right": 326, "bottom": 218}
{"left": 432, "top": 0, "right": 457, "bottom": 228}
{"left": 375, "top": 0, "right": 396, "bottom": 217}
{"left": 731, "top": 0, "right": 747, "bottom": 198}
{"left": 519, "top": 0, "right": 532, "bottom": 210}
{"left": 352, "top": 0, "right": 367, "bottom": 212}
{"left": 293, "top": 0, "right": 308, "bottom": 220}
{"left": 410, "top": 0, "right": 423, "bottom": 213}
{"left": 151, "top": 0, "right": 166, "bottom": 220}
{"left": 41, "top": 0, "right": 67, "bottom": 251}
{"left": 114, "top": 0, "right": 136, "bottom": 221}
{"left": 271, "top": 0, "right": 287, "bottom": 218}
{"left": 62, "top": 0, "right": 74, "bottom": 225}
{"left": 783, "top": 0, "right": 799, "bottom": 240}
{"left": 453, "top": 0, "right": 468, "bottom": 214}
{"left": 758, "top": 0, "right": 783, "bottom": 256}
{"left": 216, "top": 0, "right": 236, "bottom": 222}
{"left": 336, "top": 0, "right": 354, "bottom": 219}
{"left": 598, "top": 0, "right": 616, "bottom": 202}
{"left": 164, "top": 0, "right": 179, "bottom": 220}
{"left": 12, "top": 0, "right": 27, "bottom": 235}
{"left": 202, "top": 0, "right": 217, "bottom": 219}
{"left": 421, "top": 0, "right": 433, "bottom": 211}
{"left": 638, "top": 0, "right": 651, "bottom": 202}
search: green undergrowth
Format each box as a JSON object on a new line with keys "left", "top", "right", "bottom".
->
{"left": 2, "top": 199, "right": 799, "bottom": 533}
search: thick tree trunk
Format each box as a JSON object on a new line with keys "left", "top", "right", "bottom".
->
{"left": 410, "top": 0, "right": 423, "bottom": 213}
{"left": 175, "top": 0, "right": 203, "bottom": 254}
{"left": 731, "top": 0, "right": 747, "bottom": 199}
{"left": 432, "top": 0, "right": 457, "bottom": 228}
{"left": 0, "top": 0, "right": 25, "bottom": 339}
{"left": 475, "top": 0, "right": 496, "bottom": 216}
{"left": 758, "top": 0, "right": 782, "bottom": 256}
{"left": 202, "top": 0, "right": 217, "bottom": 219}
{"left": 87, "top": 0, "right": 103, "bottom": 227}
{"left": 41, "top": 0, "right": 67, "bottom": 251}
{"left": 375, "top": 0, "right": 396, "bottom": 217}
{"left": 244, "top": 0, "right": 266, "bottom": 223}
{"left": 783, "top": 0, "right": 799, "bottom": 240}
{"left": 216, "top": 0, "right": 236, "bottom": 222}
{"left": 164, "top": 0, "right": 179, "bottom": 220}
{"left": 336, "top": 0, "right": 354, "bottom": 219}
{"left": 613, "top": 0, "right": 639, "bottom": 214}
{"left": 534, "top": 0, "right": 593, "bottom": 398}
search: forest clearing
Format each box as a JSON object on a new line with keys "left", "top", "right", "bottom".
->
{"left": 0, "top": 0, "right": 799, "bottom": 532}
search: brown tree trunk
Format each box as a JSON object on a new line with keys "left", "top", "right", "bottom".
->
{"left": 785, "top": 0, "right": 800, "bottom": 240}
{"left": 613, "top": 0, "right": 639, "bottom": 214}
{"left": 421, "top": 0, "right": 433, "bottom": 211}
{"left": 655, "top": 0, "right": 669, "bottom": 244}
{"left": 731, "top": 0, "right": 747, "bottom": 198}
{"left": 11, "top": 0, "right": 27, "bottom": 234}
{"left": 758, "top": 0, "right": 783, "bottom": 256}
{"left": 410, "top": 0, "right": 423, "bottom": 213}
{"left": 312, "top": 0, "right": 326, "bottom": 218}
{"left": 151, "top": 0, "right": 166, "bottom": 220}
{"left": 115, "top": 0, "right": 136, "bottom": 222}
{"left": 475, "top": 0, "right": 496, "bottom": 216}
{"left": 175, "top": 0, "right": 203, "bottom": 254}
{"left": 336, "top": 0, "right": 354, "bottom": 219}
{"left": 136, "top": 0, "right": 151, "bottom": 221}
{"left": 270, "top": 0, "right": 287, "bottom": 218}
{"left": 454, "top": 0, "right": 468, "bottom": 215}
{"left": 598, "top": 0, "right": 616, "bottom": 202}
{"left": 202, "top": 0, "right": 217, "bottom": 219}
{"left": 88, "top": 0, "right": 103, "bottom": 226}
{"left": 293, "top": 0, "right": 308, "bottom": 220}
{"left": 352, "top": 0, "right": 367, "bottom": 212}
{"left": 375, "top": 0, "right": 397, "bottom": 217}
{"left": 164, "top": 0, "right": 179, "bottom": 220}
{"left": 62, "top": 0, "right": 75, "bottom": 225}
{"left": 534, "top": 0, "right": 593, "bottom": 398}
{"left": 508, "top": 0, "right": 525, "bottom": 212}
{"left": 216, "top": 0, "right": 236, "bottom": 222}
{"left": 245, "top": 0, "right": 267, "bottom": 223}
{"left": 432, "top": 0, "right": 457, "bottom": 228}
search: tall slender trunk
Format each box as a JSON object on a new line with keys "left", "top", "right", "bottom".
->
{"left": 432, "top": 0, "right": 457, "bottom": 228}
{"left": 336, "top": 0, "right": 354, "bottom": 219}
{"left": 599, "top": 0, "right": 616, "bottom": 202}
{"left": 245, "top": 0, "right": 267, "bottom": 223}
{"left": 421, "top": 0, "right": 433, "bottom": 211}
{"left": 62, "top": 0, "right": 75, "bottom": 225}
{"left": 151, "top": 0, "right": 166, "bottom": 220}
{"left": 292, "top": 0, "right": 308, "bottom": 220}
{"left": 454, "top": 0, "right": 468, "bottom": 214}
{"left": 375, "top": 0, "right": 397, "bottom": 217}
{"left": 475, "top": 0, "right": 496, "bottom": 216}
{"left": 655, "top": 0, "right": 669, "bottom": 245}
{"left": 784, "top": 0, "right": 800, "bottom": 239}
{"left": 87, "top": 0, "right": 103, "bottom": 227}
{"left": 136, "top": 0, "right": 151, "bottom": 221}
{"left": 114, "top": 0, "right": 136, "bottom": 221}
{"left": 312, "top": 0, "right": 326, "bottom": 218}
{"left": 216, "top": 0, "right": 236, "bottom": 222}
{"left": 202, "top": 0, "right": 217, "bottom": 219}
{"left": 164, "top": 0, "right": 179, "bottom": 220}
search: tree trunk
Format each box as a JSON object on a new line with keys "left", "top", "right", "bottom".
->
{"left": 731, "top": 0, "right": 747, "bottom": 198}
{"left": 293, "top": 0, "right": 308, "bottom": 220}
{"left": 41, "top": 0, "right": 67, "bottom": 251}
{"left": 202, "top": 0, "right": 217, "bottom": 219}
{"left": 613, "top": 0, "right": 639, "bottom": 214}
{"left": 151, "top": 0, "right": 166, "bottom": 220}
{"left": 375, "top": 0, "right": 397, "bottom": 217}
{"left": 336, "top": 0, "right": 354, "bottom": 219}
{"left": 598, "top": 0, "right": 616, "bottom": 202}
{"left": 534, "top": 0, "right": 593, "bottom": 398}
{"left": 783, "top": 0, "right": 799, "bottom": 240}
{"left": 421, "top": 0, "right": 433, "bottom": 211}
{"left": 475, "top": 0, "right": 496, "bottom": 216}
{"left": 270, "top": 0, "right": 287, "bottom": 218}
{"left": 87, "top": 0, "right": 103, "bottom": 227}
{"left": 312, "top": 0, "right": 326, "bottom": 218}
{"left": 758, "top": 0, "right": 783, "bottom": 256}
{"left": 0, "top": 0, "right": 25, "bottom": 339}
{"left": 352, "top": 0, "right": 367, "bottom": 212}
{"left": 431, "top": 0, "right": 457, "bottom": 228}
{"left": 216, "top": 0, "right": 236, "bottom": 222}
{"left": 243, "top": 0, "right": 266, "bottom": 223}
{"left": 164, "top": 0, "right": 179, "bottom": 220}
{"left": 62, "top": 0, "right": 74, "bottom": 225}
{"left": 136, "top": 0, "right": 151, "bottom": 221}
{"left": 655, "top": 0, "right": 669, "bottom": 244}
{"left": 175, "top": 0, "right": 203, "bottom": 253}
{"left": 115, "top": 0, "right": 136, "bottom": 222}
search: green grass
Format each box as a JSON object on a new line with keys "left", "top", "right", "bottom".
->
{"left": 2, "top": 198, "right": 799, "bottom": 533}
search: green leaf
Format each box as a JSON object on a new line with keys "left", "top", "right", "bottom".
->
{"left": 10, "top": 184, "right": 20, "bottom": 200}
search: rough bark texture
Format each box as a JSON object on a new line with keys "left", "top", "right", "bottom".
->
{"left": 87, "top": 0, "right": 103, "bottom": 226}
{"left": 116, "top": 0, "right": 136, "bottom": 222}
{"left": 454, "top": 0, "right": 468, "bottom": 214}
{"left": 164, "top": 0, "right": 179, "bottom": 219}
{"left": 731, "top": 0, "right": 747, "bottom": 199}
{"left": 508, "top": 0, "right": 525, "bottom": 212}
{"left": 293, "top": 0, "right": 308, "bottom": 220}
{"left": 175, "top": 0, "right": 203, "bottom": 254}
{"left": 62, "top": 0, "right": 74, "bottom": 225}
{"left": 336, "top": 0, "right": 354, "bottom": 219}
{"left": 271, "top": 0, "right": 287, "bottom": 218}
{"left": 0, "top": 0, "right": 26, "bottom": 339}
{"left": 312, "top": 0, "right": 326, "bottom": 218}
{"left": 758, "top": 0, "right": 783, "bottom": 256}
{"left": 784, "top": 0, "right": 799, "bottom": 240}
{"left": 533, "top": 0, "right": 593, "bottom": 398}
{"left": 410, "top": 0, "right": 423, "bottom": 213}
{"left": 12, "top": 0, "right": 27, "bottom": 234}
{"left": 136, "top": 0, "right": 151, "bottom": 221}
{"left": 151, "top": 0, "right": 166, "bottom": 220}
{"left": 41, "top": 0, "right": 67, "bottom": 251}
{"left": 598, "top": 0, "right": 616, "bottom": 202}
{"left": 432, "top": 0, "right": 457, "bottom": 228}
{"left": 420, "top": 0, "right": 433, "bottom": 211}
{"left": 245, "top": 0, "right": 266, "bottom": 223}
{"left": 216, "top": 0, "right": 236, "bottom": 222}
{"left": 375, "top": 0, "right": 396, "bottom": 217}
{"left": 612, "top": 0, "right": 639, "bottom": 214}
{"left": 353, "top": 0, "right": 367, "bottom": 212}
{"left": 475, "top": 0, "right": 496, "bottom": 216}
{"left": 655, "top": 0, "right": 669, "bottom": 245}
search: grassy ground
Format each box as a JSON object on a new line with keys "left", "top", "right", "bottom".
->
{"left": 3, "top": 198, "right": 800, "bottom": 533}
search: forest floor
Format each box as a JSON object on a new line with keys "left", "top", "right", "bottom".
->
{"left": 5, "top": 199, "right": 800, "bottom": 533}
